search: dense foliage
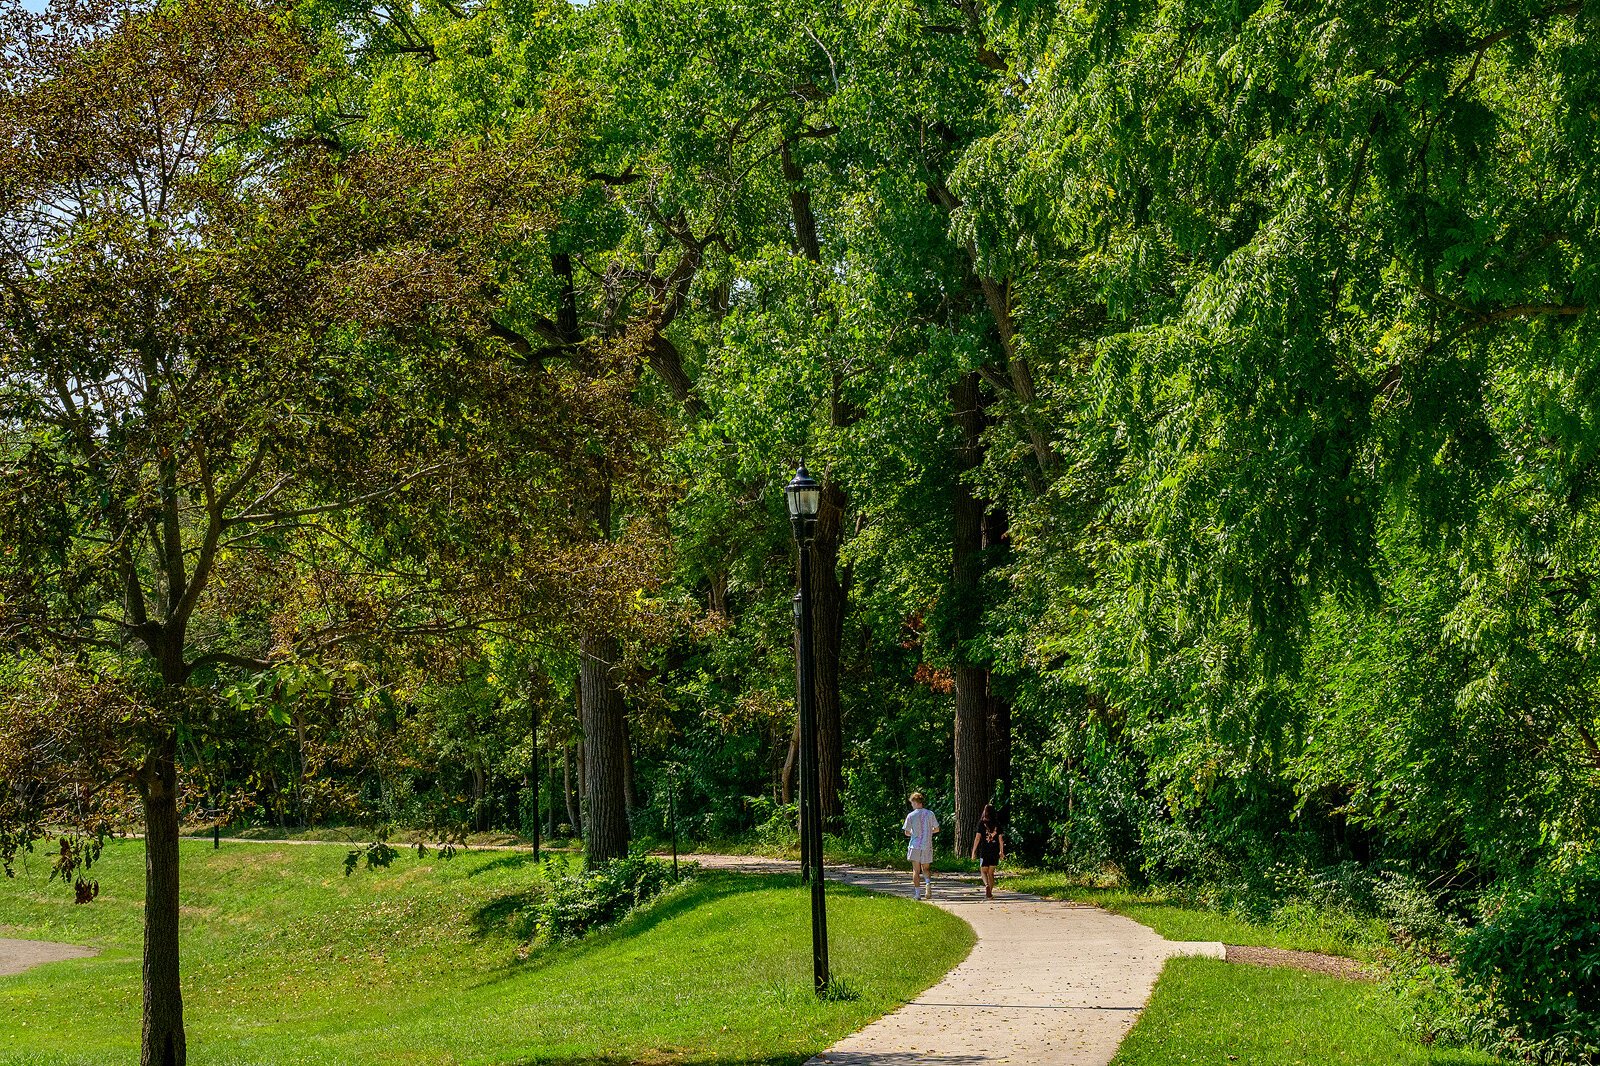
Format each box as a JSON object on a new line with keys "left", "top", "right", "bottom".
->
{"left": 2, "top": 0, "right": 1598, "bottom": 1060}
{"left": 537, "top": 855, "right": 681, "bottom": 941}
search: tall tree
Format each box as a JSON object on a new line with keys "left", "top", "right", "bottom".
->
{"left": 0, "top": 0, "right": 603, "bottom": 1058}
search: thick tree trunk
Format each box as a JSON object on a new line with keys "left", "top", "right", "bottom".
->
{"left": 950, "top": 372, "right": 993, "bottom": 848}
{"left": 579, "top": 629, "right": 631, "bottom": 865}
{"left": 809, "top": 477, "right": 847, "bottom": 833}
{"left": 953, "top": 663, "right": 992, "bottom": 848}
{"left": 781, "top": 140, "right": 822, "bottom": 263}
{"left": 982, "top": 507, "right": 1011, "bottom": 800}
{"left": 139, "top": 730, "right": 185, "bottom": 1066}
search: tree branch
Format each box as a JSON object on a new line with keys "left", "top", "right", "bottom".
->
{"left": 222, "top": 463, "right": 458, "bottom": 528}
{"left": 184, "top": 651, "right": 273, "bottom": 679}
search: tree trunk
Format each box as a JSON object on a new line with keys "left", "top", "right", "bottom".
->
{"left": 950, "top": 371, "right": 993, "bottom": 848}
{"left": 562, "top": 739, "right": 580, "bottom": 837}
{"left": 471, "top": 761, "right": 487, "bottom": 832}
{"left": 622, "top": 719, "right": 638, "bottom": 814}
{"left": 780, "top": 719, "right": 800, "bottom": 806}
{"left": 809, "top": 477, "right": 847, "bottom": 833}
{"left": 139, "top": 730, "right": 186, "bottom": 1066}
{"left": 708, "top": 569, "right": 730, "bottom": 619}
{"left": 792, "top": 624, "right": 809, "bottom": 874}
{"left": 982, "top": 507, "right": 1011, "bottom": 800}
{"left": 291, "top": 710, "right": 308, "bottom": 828}
{"left": 986, "top": 690, "right": 1011, "bottom": 802}
{"left": 579, "top": 629, "right": 631, "bottom": 865}
{"left": 783, "top": 140, "right": 849, "bottom": 834}
{"left": 781, "top": 139, "right": 822, "bottom": 264}
{"left": 545, "top": 733, "right": 558, "bottom": 839}
{"left": 953, "top": 663, "right": 992, "bottom": 848}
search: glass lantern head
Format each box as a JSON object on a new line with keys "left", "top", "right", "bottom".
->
{"left": 785, "top": 465, "right": 821, "bottom": 519}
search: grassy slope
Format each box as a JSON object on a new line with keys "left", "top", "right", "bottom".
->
{"left": 0, "top": 840, "right": 972, "bottom": 1065}
{"left": 1112, "top": 958, "right": 1498, "bottom": 1066}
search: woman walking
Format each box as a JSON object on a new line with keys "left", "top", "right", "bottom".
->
{"left": 970, "top": 803, "right": 1005, "bottom": 900}
{"left": 903, "top": 791, "right": 940, "bottom": 900}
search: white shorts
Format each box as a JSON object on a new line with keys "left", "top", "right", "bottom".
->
{"left": 907, "top": 845, "right": 933, "bottom": 865}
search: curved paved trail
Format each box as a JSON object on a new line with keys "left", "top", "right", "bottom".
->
{"left": 0, "top": 938, "right": 97, "bottom": 977}
{"left": 691, "top": 855, "right": 1223, "bottom": 1066}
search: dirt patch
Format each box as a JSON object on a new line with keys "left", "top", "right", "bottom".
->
{"left": 0, "top": 938, "right": 98, "bottom": 977}
{"left": 1225, "top": 944, "right": 1373, "bottom": 980}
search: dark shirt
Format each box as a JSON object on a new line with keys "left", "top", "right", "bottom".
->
{"left": 976, "top": 827, "right": 1002, "bottom": 866}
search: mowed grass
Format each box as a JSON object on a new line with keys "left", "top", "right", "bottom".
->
{"left": 1005, "top": 875, "right": 1505, "bottom": 1066}
{"left": 1111, "top": 957, "right": 1500, "bottom": 1066}
{"left": 0, "top": 840, "right": 973, "bottom": 1065}
{"left": 1005, "top": 872, "right": 1385, "bottom": 958}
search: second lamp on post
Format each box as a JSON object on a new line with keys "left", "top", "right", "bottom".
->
{"left": 786, "top": 463, "right": 830, "bottom": 996}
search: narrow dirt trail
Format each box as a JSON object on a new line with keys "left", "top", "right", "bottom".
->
{"left": 689, "top": 855, "right": 1224, "bottom": 1066}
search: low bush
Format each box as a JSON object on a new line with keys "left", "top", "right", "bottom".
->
{"left": 1385, "top": 954, "right": 1498, "bottom": 1051}
{"left": 748, "top": 797, "right": 799, "bottom": 852}
{"left": 537, "top": 855, "right": 682, "bottom": 941}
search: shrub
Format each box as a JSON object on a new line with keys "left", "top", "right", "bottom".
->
{"left": 749, "top": 797, "right": 799, "bottom": 852}
{"left": 537, "top": 856, "right": 680, "bottom": 941}
{"left": 1455, "top": 850, "right": 1600, "bottom": 1062}
{"left": 1386, "top": 954, "right": 1498, "bottom": 1051}
{"left": 1059, "top": 747, "right": 1157, "bottom": 880}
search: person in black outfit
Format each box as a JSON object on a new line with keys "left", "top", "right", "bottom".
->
{"left": 969, "top": 803, "right": 1005, "bottom": 900}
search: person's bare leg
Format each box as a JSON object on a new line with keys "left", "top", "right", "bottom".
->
{"left": 922, "top": 862, "right": 933, "bottom": 899}
{"left": 911, "top": 862, "right": 923, "bottom": 898}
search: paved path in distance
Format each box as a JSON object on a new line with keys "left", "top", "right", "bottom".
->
{"left": 0, "top": 938, "right": 97, "bottom": 977}
{"left": 690, "top": 855, "right": 1223, "bottom": 1066}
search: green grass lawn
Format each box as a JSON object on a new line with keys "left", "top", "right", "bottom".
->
{"left": 1005, "top": 872, "right": 1387, "bottom": 958}
{"left": 1111, "top": 957, "right": 1499, "bottom": 1066}
{"left": 0, "top": 839, "right": 972, "bottom": 1065}
{"left": 1004, "top": 873, "right": 1505, "bottom": 1066}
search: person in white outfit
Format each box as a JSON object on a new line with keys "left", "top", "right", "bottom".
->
{"left": 902, "top": 791, "right": 940, "bottom": 899}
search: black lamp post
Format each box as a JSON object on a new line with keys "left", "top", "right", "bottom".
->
{"left": 786, "top": 464, "right": 829, "bottom": 995}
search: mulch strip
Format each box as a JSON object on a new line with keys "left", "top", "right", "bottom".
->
{"left": 1224, "top": 944, "right": 1375, "bottom": 980}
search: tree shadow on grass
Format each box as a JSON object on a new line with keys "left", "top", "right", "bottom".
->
{"left": 469, "top": 889, "right": 544, "bottom": 941}
{"left": 465, "top": 852, "right": 545, "bottom": 879}
{"left": 471, "top": 872, "right": 803, "bottom": 987}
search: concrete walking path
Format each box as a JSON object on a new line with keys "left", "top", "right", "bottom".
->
{"left": 0, "top": 938, "right": 98, "bottom": 977}
{"left": 690, "top": 855, "right": 1224, "bottom": 1066}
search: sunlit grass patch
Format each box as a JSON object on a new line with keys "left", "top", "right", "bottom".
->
{"left": 1112, "top": 957, "right": 1501, "bottom": 1066}
{"left": 0, "top": 839, "right": 970, "bottom": 1065}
